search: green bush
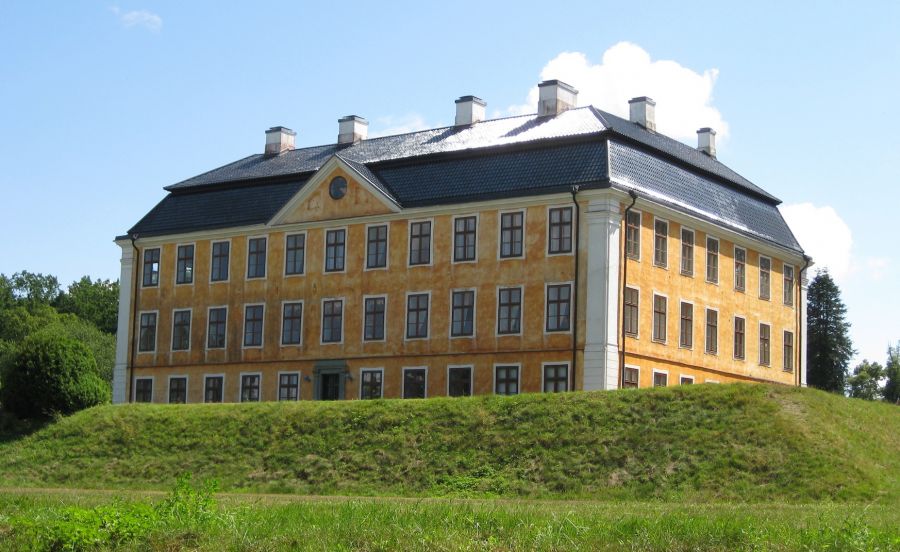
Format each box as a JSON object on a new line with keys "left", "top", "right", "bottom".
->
{"left": 0, "top": 332, "right": 109, "bottom": 419}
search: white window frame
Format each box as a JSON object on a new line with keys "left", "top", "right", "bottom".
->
{"left": 493, "top": 362, "right": 522, "bottom": 395}
{"left": 651, "top": 291, "right": 668, "bottom": 344}
{"left": 733, "top": 314, "right": 747, "bottom": 361}
{"left": 205, "top": 305, "right": 228, "bottom": 351}
{"left": 170, "top": 308, "right": 193, "bottom": 353}
{"left": 364, "top": 222, "right": 390, "bottom": 272}
{"left": 680, "top": 227, "right": 694, "bottom": 277}
{"left": 653, "top": 216, "right": 669, "bottom": 269}
{"left": 651, "top": 368, "right": 669, "bottom": 387}
{"left": 623, "top": 364, "right": 641, "bottom": 388}
{"left": 276, "top": 370, "right": 301, "bottom": 401}
{"left": 497, "top": 209, "right": 527, "bottom": 260}
{"left": 402, "top": 366, "right": 429, "bottom": 399}
{"left": 704, "top": 306, "right": 719, "bottom": 356}
{"left": 758, "top": 255, "right": 772, "bottom": 300}
{"left": 448, "top": 288, "right": 477, "bottom": 339}
{"left": 733, "top": 245, "right": 747, "bottom": 292}
{"left": 623, "top": 284, "right": 640, "bottom": 339}
{"left": 404, "top": 290, "right": 432, "bottom": 341}
{"left": 166, "top": 374, "right": 189, "bottom": 404}
{"left": 706, "top": 235, "right": 719, "bottom": 284}
{"left": 203, "top": 373, "right": 226, "bottom": 403}
{"left": 241, "top": 302, "right": 266, "bottom": 349}
{"left": 359, "top": 367, "right": 385, "bottom": 399}
{"left": 625, "top": 209, "right": 642, "bottom": 262}
{"left": 238, "top": 371, "right": 263, "bottom": 402}
{"left": 451, "top": 213, "right": 479, "bottom": 264}
{"left": 323, "top": 226, "right": 349, "bottom": 274}
{"left": 407, "top": 218, "right": 435, "bottom": 268}
{"left": 679, "top": 375, "right": 695, "bottom": 385}
{"left": 245, "top": 234, "right": 269, "bottom": 280}
{"left": 209, "top": 239, "right": 232, "bottom": 283}
{"left": 540, "top": 361, "right": 571, "bottom": 392}
{"left": 283, "top": 231, "right": 307, "bottom": 277}
{"left": 137, "top": 309, "right": 159, "bottom": 354}
{"left": 174, "top": 241, "right": 196, "bottom": 287}
{"left": 446, "top": 364, "right": 474, "bottom": 397}
{"left": 544, "top": 281, "right": 574, "bottom": 335}
{"left": 546, "top": 204, "right": 575, "bottom": 257}
{"left": 133, "top": 376, "right": 154, "bottom": 402}
{"left": 279, "top": 299, "right": 304, "bottom": 347}
{"left": 140, "top": 246, "right": 162, "bottom": 288}
{"left": 758, "top": 321, "right": 772, "bottom": 367}
{"left": 678, "top": 299, "right": 694, "bottom": 350}
{"left": 495, "top": 284, "right": 525, "bottom": 337}
{"left": 320, "top": 297, "right": 345, "bottom": 345}
{"left": 361, "top": 294, "right": 388, "bottom": 343}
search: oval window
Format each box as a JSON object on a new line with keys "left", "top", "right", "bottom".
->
{"left": 329, "top": 176, "right": 348, "bottom": 200}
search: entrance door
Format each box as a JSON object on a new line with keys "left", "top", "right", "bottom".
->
{"left": 320, "top": 372, "right": 341, "bottom": 400}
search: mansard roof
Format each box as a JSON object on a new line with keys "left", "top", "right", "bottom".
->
{"left": 126, "top": 107, "right": 802, "bottom": 254}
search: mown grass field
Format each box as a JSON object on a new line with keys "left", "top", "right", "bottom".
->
{"left": 1, "top": 489, "right": 898, "bottom": 551}
{"left": 1, "top": 384, "right": 898, "bottom": 503}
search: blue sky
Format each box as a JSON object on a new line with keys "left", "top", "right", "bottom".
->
{"left": 1, "top": 1, "right": 897, "bottom": 365}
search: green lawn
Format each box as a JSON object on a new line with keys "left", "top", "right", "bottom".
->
{"left": 1, "top": 384, "right": 898, "bottom": 503}
{"left": 0, "top": 489, "right": 898, "bottom": 551}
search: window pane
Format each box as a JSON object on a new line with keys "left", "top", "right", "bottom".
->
{"left": 176, "top": 244, "right": 194, "bottom": 284}
{"left": 139, "top": 312, "right": 157, "bottom": 352}
{"left": 134, "top": 379, "right": 153, "bottom": 402}
{"left": 361, "top": 370, "right": 383, "bottom": 399}
{"left": 281, "top": 303, "right": 303, "bottom": 345}
{"left": 495, "top": 365, "right": 519, "bottom": 395}
{"left": 497, "top": 288, "right": 522, "bottom": 334}
{"left": 624, "top": 287, "right": 639, "bottom": 337}
{"left": 705, "top": 309, "right": 718, "bottom": 354}
{"left": 759, "top": 257, "right": 771, "bottom": 300}
{"left": 625, "top": 211, "right": 640, "bottom": 259}
{"left": 366, "top": 225, "right": 388, "bottom": 269}
{"left": 207, "top": 308, "right": 227, "bottom": 349}
{"left": 543, "top": 364, "right": 568, "bottom": 392}
{"left": 654, "top": 219, "right": 667, "bottom": 267}
{"left": 322, "top": 300, "right": 343, "bottom": 343}
{"left": 204, "top": 376, "right": 223, "bottom": 403}
{"left": 168, "top": 377, "right": 187, "bottom": 404}
{"left": 623, "top": 367, "right": 639, "bottom": 388}
{"left": 453, "top": 216, "right": 477, "bottom": 262}
{"left": 549, "top": 207, "right": 573, "bottom": 254}
{"left": 285, "top": 234, "right": 305, "bottom": 275}
{"left": 546, "top": 284, "right": 571, "bottom": 332}
{"left": 247, "top": 238, "right": 267, "bottom": 278}
{"left": 409, "top": 221, "right": 431, "bottom": 265}
{"left": 652, "top": 295, "right": 667, "bottom": 342}
{"left": 734, "top": 317, "right": 745, "bottom": 359}
{"left": 653, "top": 372, "right": 668, "bottom": 387}
{"left": 279, "top": 373, "right": 300, "bottom": 401}
{"left": 681, "top": 229, "right": 694, "bottom": 275}
{"left": 783, "top": 265, "right": 795, "bottom": 306}
{"left": 172, "top": 310, "right": 191, "bottom": 351}
{"left": 680, "top": 302, "right": 693, "bottom": 348}
{"left": 734, "top": 247, "right": 746, "bottom": 291}
{"left": 403, "top": 369, "right": 426, "bottom": 399}
{"left": 243, "top": 305, "right": 264, "bottom": 347}
{"left": 448, "top": 367, "right": 472, "bottom": 397}
{"left": 142, "top": 248, "right": 160, "bottom": 287}
{"left": 325, "top": 230, "right": 346, "bottom": 272}
{"left": 451, "top": 291, "right": 475, "bottom": 337}
{"left": 406, "top": 294, "right": 429, "bottom": 339}
{"left": 364, "top": 297, "right": 385, "bottom": 341}
{"left": 211, "top": 242, "right": 230, "bottom": 282}
{"left": 706, "top": 238, "right": 719, "bottom": 283}
{"left": 241, "top": 374, "right": 260, "bottom": 402}
{"left": 759, "top": 324, "right": 771, "bottom": 365}
{"left": 783, "top": 331, "right": 794, "bottom": 372}
{"left": 500, "top": 212, "right": 524, "bottom": 258}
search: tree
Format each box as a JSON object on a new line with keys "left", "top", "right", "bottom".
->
{"left": 806, "top": 269, "right": 854, "bottom": 394}
{"left": 884, "top": 344, "right": 900, "bottom": 405}
{"left": 0, "top": 332, "right": 109, "bottom": 419}
{"left": 8, "top": 271, "right": 60, "bottom": 307}
{"left": 846, "top": 360, "right": 884, "bottom": 401}
{"left": 54, "top": 276, "right": 119, "bottom": 334}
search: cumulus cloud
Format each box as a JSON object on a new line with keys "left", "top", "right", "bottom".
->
{"left": 110, "top": 6, "right": 162, "bottom": 32}
{"left": 368, "top": 114, "right": 433, "bottom": 138}
{"left": 781, "top": 203, "right": 852, "bottom": 282}
{"left": 507, "top": 42, "right": 728, "bottom": 142}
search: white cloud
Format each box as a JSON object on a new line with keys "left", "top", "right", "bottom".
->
{"left": 110, "top": 6, "right": 162, "bottom": 32}
{"left": 863, "top": 257, "right": 890, "bottom": 282}
{"left": 781, "top": 203, "right": 853, "bottom": 282}
{"left": 368, "top": 114, "right": 432, "bottom": 138}
{"left": 507, "top": 42, "right": 728, "bottom": 142}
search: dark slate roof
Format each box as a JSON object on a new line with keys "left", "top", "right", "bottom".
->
{"left": 371, "top": 141, "right": 608, "bottom": 207}
{"left": 607, "top": 140, "right": 800, "bottom": 251}
{"left": 129, "top": 180, "right": 305, "bottom": 237}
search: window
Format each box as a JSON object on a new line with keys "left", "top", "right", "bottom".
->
{"left": 734, "top": 247, "right": 746, "bottom": 291}
{"left": 453, "top": 216, "right": 477, "bottom": 262}
{"left": 172, "top": 309, "right": 191, "bottom": 351}
{"left": 451, "top": 290, "right": 475, "bottom": 337}
{"left": 243, "top": 305, "right": 264, "bottom": 347}
{"left": 654, "top": 219, "right": 668, "bottom": 267}
{"left": 734, "top": 317, "right": 745, "bottom": 360}
{"left": 281, "top": 302, "right": 303, "bottom": 345}
{"left": 366, "top": 225, "right": 388, "bottom": 269}
{"left": 448, "top": 366, "right": 472, "bottom": 397}
{"left": 403, "top": 368, "right": 427, "bottom": 399}
{"left": 210, "top": 241, "right": 229, "bottom": 282}
{"left": 134, "top": 378, "right": 153, "bottom": 402}
{"left": 623, "top": 366, "right": 639, "bottom": 388}
{"left": 138, "top": 312, "right": 157, "bottom": 352}
{"left": 548, "top": 207, "right": 573, "bottom": 254}
{"left": 406, "top": 293, "right": 429, "bottom": 339}
{"left": 679, "top": 302, "right": 693, "bottom": 349}
{"left": 168, "top": 377, "right": 187, "bottom": 404}
{"left": 325, "top": 229, "right": 346, "bottom": 272}
{"left": 176, "top": 244, "right": 194, "bottom": 284}
{"left": 543, "top": 364, "right": 569, "bottom": 392}
{"left": 360, "top": 369, "right": 383, "bottom": 399}
{"left": 278, "top": 373, "right": 299, "bottom": 401}
{"left": 653, "top": 371, "right": 668, "bottom": 387}
{"left": 759, "top": 323, "right": 771, "bottom": 366}
{"left": 207, "top": 307, "right": 227, "bottom": 349}
{"left": 680, "top": 376, "right": 694, "bottom": 385}
{"left": 652, "top": 294, "right": 667, "bottom": 343}
{"left": 409, "top": 221, "right": 431, "bottom": 265}
{"left": 364, "top": 297, "right": 386, "bottom": 341}
{"left": 497, "top": 287, "right": 522, "bottom": 335}
{"left": 204, "top": 376, "right": 224, "bottom": 403}
{"left": 285, "top": 234, "right": 305, "bottom": 275}
{"left": 625, "top": 211, "right": 641, "bottom": 260}
{"left": 624, "top": 287, "right": 639, "bottom": 337}
{"left": 705, "top": 309, "right": 718, "bottom": 354}
{"left": 759, "top": 256, "right": 771, "bottom": 300}
{"left": 142, "top": 248, "right": 160, "bottom": 287}
{"left": 706, "top": 237, "right": 719, "bottom": 283}
{"left": 247, "top": 237, "right": 267, "bottom": 279}
{"left": 500, "top": 211, "right": 524, "bottom": 258}
{"left": 322, "top": 299, "right": 343, "bottom": 343}
{"left": 783, "top": 331, "right": 795, "bottom": 372}
{"left": 241, "top": 374, "right": 260, "bottom": 402}
{"left": 783, "top": 264, "right": 795, "bottom": 306}
{"left": 681, "top": 228, "right": 694, "bottom": 276}
{"left": 495, "top": 365, "right": 519, "bottom": 395}
{"left": 545, "top": 284, "right": 571, "bottom": 332}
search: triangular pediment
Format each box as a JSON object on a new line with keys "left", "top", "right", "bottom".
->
{"left": 269, "top": 156, "right": 400, "bottom": 225}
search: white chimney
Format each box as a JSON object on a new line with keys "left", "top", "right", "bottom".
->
{"left": 338, "top": 115, "right": 368, "bottom": 144}
{"left": 537, "top": 80, "right": 578, "bottom": 117}
{"left": 628, "top": 97, "right": 656, "bottom": 131}
{"left": 264, "top": 126, "right": 296, "bottom": 156}
{"left": 697, "top": 127, "right": 717, "bottom": 158}
{"left": 455, "top": 96, "right": 486, "bottom": 126}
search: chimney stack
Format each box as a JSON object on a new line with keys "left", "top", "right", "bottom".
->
{"left": 264, "top": 126, "right": 296, "bottom": 156}
{"left": 338, "top": 115, "right": 368, "bottom": 144}
{"left": 537, "top": 80, "right": 578, "bottom": 117}
{"left": 628, "top": 97, "right": 656, "bottom": 131}
{"left": 697, "top": 127, "right": 717, "bottom": 158}
{"left": 455, "top": 95, "right": 486, "bottom": 126}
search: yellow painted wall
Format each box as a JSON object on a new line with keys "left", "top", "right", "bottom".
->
{"left": 620, "top": 206, "right": 800, "bottom": 387}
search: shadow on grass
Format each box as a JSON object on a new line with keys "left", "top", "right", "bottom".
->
{"left": 0, "top": 410, "right": 48, "bottom": 444}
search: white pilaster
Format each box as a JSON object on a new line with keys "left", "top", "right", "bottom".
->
{"left": 583, "top": 197, "right": 622, "bottom": 390}
{"left": 113, "top": 241, "right": 135, "bottom": 404}
{"left": 800, "top": 269, "right": 809, "bottom": 387}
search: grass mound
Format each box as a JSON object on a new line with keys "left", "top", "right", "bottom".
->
{"left": 0, "top": 384, "right": 897, "bottom": 502}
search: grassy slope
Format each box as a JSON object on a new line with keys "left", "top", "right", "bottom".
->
{"left": 0, "top": 384, "right": 897, "bottom": 502}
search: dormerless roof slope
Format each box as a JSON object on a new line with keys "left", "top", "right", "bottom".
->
{"left": 127, "top": 107, "right": 803, "bottom": 254}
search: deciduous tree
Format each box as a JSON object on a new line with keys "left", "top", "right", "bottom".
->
{"left": 846, "top": 360, "right": 884, "bottom": 401}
